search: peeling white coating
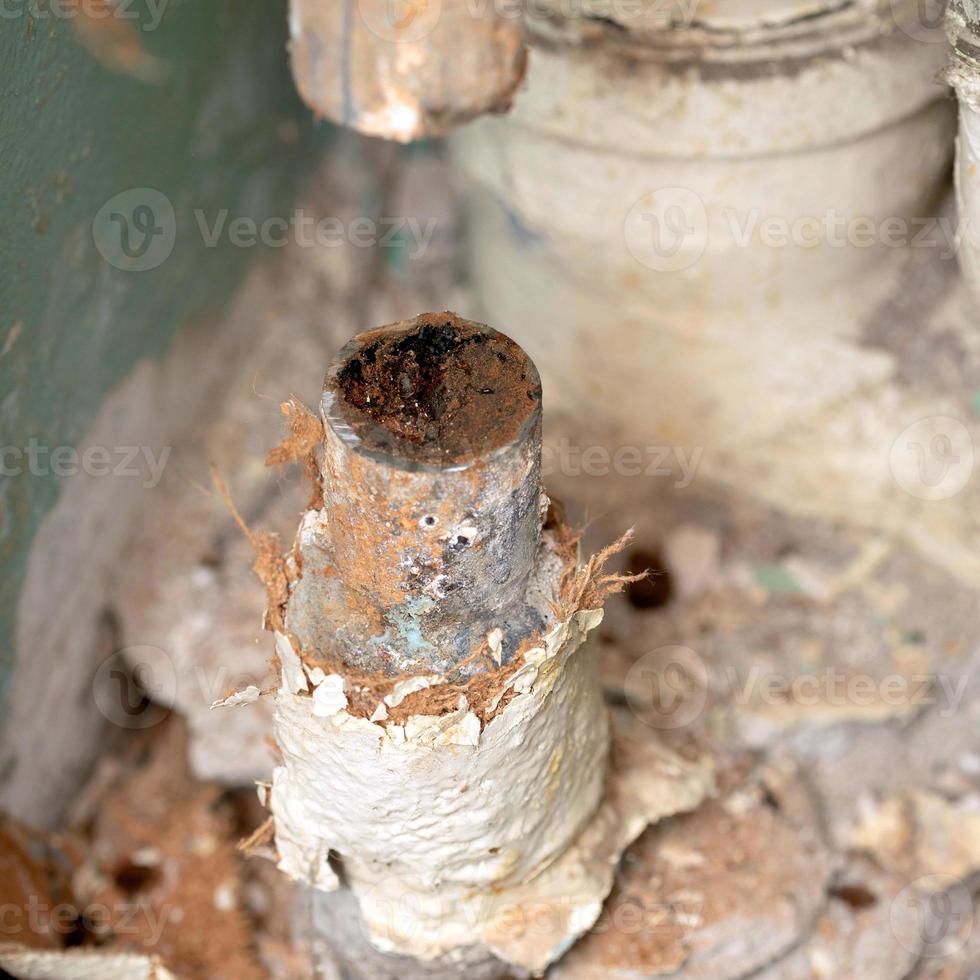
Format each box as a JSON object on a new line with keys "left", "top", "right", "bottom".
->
{"left": 276, "top": 631, "right": 308, "bottom": 694}
{"left": 271, "top": 608, "right": 613, "bottom": 963}
{"left": 311, "top": 713, "right": 714, "bottom": 971}
{"left": 311, "top": 673, "right": 348, "bottom": 718}
{"left": 383, "top": 674, "right": 445, "bottom": 708}
{"left": 209, "top": 685, "right": 262, "bottom": 709}
{"left": 487, "top": 627, "right": 504, "bottom": 665}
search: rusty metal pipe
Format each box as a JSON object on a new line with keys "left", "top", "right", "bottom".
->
{"left": 288, "top": 313, "right": 546, "bottom": 675}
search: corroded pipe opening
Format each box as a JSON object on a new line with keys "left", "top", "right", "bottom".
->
{"left": 325, "top": 313, "right": 541, "bottom": 468}
{"left": 290, "top": 313, "right": 550, "bottom": 675}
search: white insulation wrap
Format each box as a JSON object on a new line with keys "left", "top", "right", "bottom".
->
{"left": 271, "top": 609, "right": 713, "bottom": 971}
{"left": 272, "top": 608, "right": 608, "bottom": 896}
{"left": 264, "top": 321, "right": 716, "bottom": 972}
{"left": 272, "top": 610, "right": 608, "bottom": 949}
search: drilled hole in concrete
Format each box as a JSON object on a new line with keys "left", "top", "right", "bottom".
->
{"left": 760, "top": 785, "right": 781, "bottom": 811}
{"left": 199, "top": 551, "right": 222, "bottom": 570}
{"left": 63, "top": 918, "right": 88, "bottom": 948}
{"left": 212, "top": 787, "right": 262, "bottom": 839}
{"left": 113, "top": 858, "right": 161, "bottom": 896}
{"left": 625, "top": 547, "right": 674, "bottom": 610}
{"left": 829, "top": 883, "right": 878, "bottom": 910}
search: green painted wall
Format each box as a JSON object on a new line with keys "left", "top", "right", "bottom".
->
{"left": 0, "top": 0, "right": 323, "bottom": 704}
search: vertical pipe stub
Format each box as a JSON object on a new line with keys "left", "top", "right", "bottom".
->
{"left": 313, "top": 312, "right": 546, "bottom": 675}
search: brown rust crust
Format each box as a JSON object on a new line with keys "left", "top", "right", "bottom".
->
{"left": 265, "top": 398, "right": 324, "bottom": 510}
{"left": 265, "top": 398, "right": 324, "bottom": 468}
{"left": 215, "top": 458, "right": 638, "bottom": 728}
{"left": 279, "top": 510, "right": 575, "bottom": 725}
{"left": 217, "top": 436, "right": 643, "bottom": 725}
{"left": 332, "top": 312, "right": 540, "bottom": 466}
{"left": 271, "top": 506, "right": 633, "bottom": 727}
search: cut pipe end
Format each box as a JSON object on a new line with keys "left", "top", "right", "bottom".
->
{"left": 302, "top": 313, "right": 547, "bottom": 674}
{"left": 324, "top": 312, "right": 541, "bottom": 469}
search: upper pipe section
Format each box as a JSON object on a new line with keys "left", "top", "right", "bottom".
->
{"left": 288, "top": 0, "right": 527, "bottom": 141}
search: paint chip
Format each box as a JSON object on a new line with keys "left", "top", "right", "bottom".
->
{"left": 312, "top": 674, "right": 348, "bottom": 718}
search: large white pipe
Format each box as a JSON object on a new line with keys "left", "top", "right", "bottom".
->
{"left": 451, "top": 0, "right": 979, "bottom": 584}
